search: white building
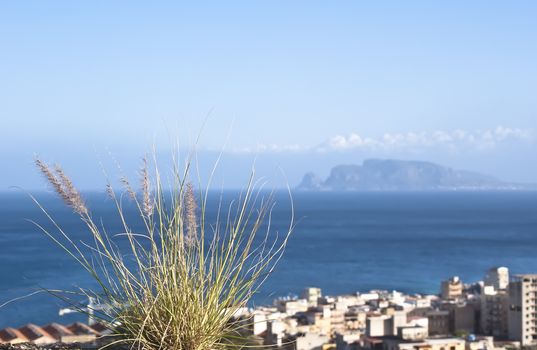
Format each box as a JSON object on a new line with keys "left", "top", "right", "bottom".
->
{"left": 275, "top": 298, "right": 309, "bottom": 315}
{"left": 295, "top": 332, "right": 329, "bottom": 350}
{"left": 508, "top": 274, "right": 537, "bottom": 346}
{"left": 484, "top": 267, "right": 509, "bottom": 291}
{"left": 301, "top": 287, "right": 322, "bottom": 307}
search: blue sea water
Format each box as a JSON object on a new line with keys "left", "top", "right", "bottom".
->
{"left": 0, "top": 191, "right": 536, "bottom": 328}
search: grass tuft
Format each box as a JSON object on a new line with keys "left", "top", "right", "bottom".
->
{"left": 33, "top": 155, "right": 293, "bottom": 350}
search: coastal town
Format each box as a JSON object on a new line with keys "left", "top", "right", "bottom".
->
{"left": 1, "top": 267, "right": 536, "bottom": 350}
{"left": 230, "top": 267, "right": 537, "bottom": 350}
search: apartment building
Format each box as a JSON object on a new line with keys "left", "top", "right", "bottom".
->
{"left": 508, "top": 274, "right": 537, "bottom": 346}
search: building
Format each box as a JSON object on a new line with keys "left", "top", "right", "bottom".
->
{"left": 383, "top": 337, "right": 466, "bottom": 350}
{"left": 302, "top": 288, "right": 323, "bottom": 307}
{"left": 18, "top": 324, "right": 56, "bottom": 345}
{"left": 276, "top": 297, "right": 309, "bottom": 315}
{"left": 366, "top": 310, "right": 407, "bottom": 337}
{"left": 508, "top": 274, "right": 537, "bottom": 346}
{"left": 41, "top": 322, "right": 97, "bottom": 343}
{"left": 441, "top": 277, "right": 463, "bottom": 300}
{"left": 484, "top": 267, "right": 509, "bottom": 291}
{"left": 294, "top": 332, "right": 329, "bottom": 350}
{"left": 250, "top": 311, "right": 268, "bottom": 336}
{"left": 0, "top": 322, "right": 108, "bottom": 345}
{"left": 480, "top": 286, "right": 509, "bottom": 338}
{"left": 442, "top": 302, "right": 477, "bottom": 335}
{"left": 426, "top": 310, "right": 450, "bottom": 336}
{"left": 334, "top": 331, "right": 361, "bottom": 350}
{"left": 305, "top": 307, "right": 332, "bottom": 335}
{"left": 0, "top": 328, "right": 28, "bottom": 344}
{"left": 344, "top": 307, "right": 368, "bottom": 330}
{"left": 390, "top": 310, "right": 408, "bottom": 335}
{"left": 397, "top": 326, "right": 427, "bottom": 341}
{"left": 367, "top": 314, "right": 393, "bottom": 337}
{"left": 464, "top": 336, "right": 495, "bottom": 350}
{"left": 266, "top": 318, "right": 287, "bottom": 347}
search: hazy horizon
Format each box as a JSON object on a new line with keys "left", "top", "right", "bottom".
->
{"left": 3, "top": 146, "right": 536, "bottom": 192}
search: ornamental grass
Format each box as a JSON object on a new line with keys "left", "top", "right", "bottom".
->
{"left": 32, "top": 154, "right": 293, "bottom": 350}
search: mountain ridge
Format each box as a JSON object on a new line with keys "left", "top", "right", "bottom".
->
{"left": 297, "top": 159, "right": 537, "bottom": 191}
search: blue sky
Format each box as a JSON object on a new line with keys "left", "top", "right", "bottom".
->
{"left": 1, "top": 1, "right": 536, "bottom": 189}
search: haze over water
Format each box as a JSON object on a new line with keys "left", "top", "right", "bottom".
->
{"left": 1, "top": 190, "right": 536, "bottom": 328}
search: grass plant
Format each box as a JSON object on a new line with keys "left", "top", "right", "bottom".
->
{"left": 32, "top": 154, "right": 293, "bottom": 350}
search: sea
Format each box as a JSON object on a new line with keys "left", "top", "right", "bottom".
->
{"left": 1, "top": 190, "right": 536, "bottom": 328}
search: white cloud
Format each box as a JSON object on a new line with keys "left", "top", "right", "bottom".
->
{"left": 317, "top": 126, "right": 533, "bottom": 152}
{"left": 231, "top": 126, "right": 533, "bottom": 154}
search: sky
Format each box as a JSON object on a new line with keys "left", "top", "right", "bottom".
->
{"left": 1, "top": 1, "right": 536, "bottom": 190}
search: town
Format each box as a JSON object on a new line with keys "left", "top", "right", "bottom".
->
{"left": 232, "top": 267, "right": 536, "bottom": 350}
{"left": 1, "top": 267, "right": 536, "bottom": 350}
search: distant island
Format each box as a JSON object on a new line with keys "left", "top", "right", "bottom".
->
{"left": 297, "top": 159, "right": 537, "bottom": 191}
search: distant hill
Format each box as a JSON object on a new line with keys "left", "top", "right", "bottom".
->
{"left": 297, "top": 159, "right": 537, "bottom": 191}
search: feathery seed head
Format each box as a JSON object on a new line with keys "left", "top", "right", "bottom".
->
{"left": 35, "top": 158, "right": 64, "bottom": 196}
{"left": 105, "top": 183, "right": 115, "bottom": 200}
{"left": 184, "top": 182, "right": 198, "bottom": 248}
{"left": 120, "top": 176, "right": 136, "bottom": 200}
{"left": 35, "top": 159, "right": 88, "bottom": 215}
{"left": 140, "top": 157, "right": 153, "bottom": 218}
